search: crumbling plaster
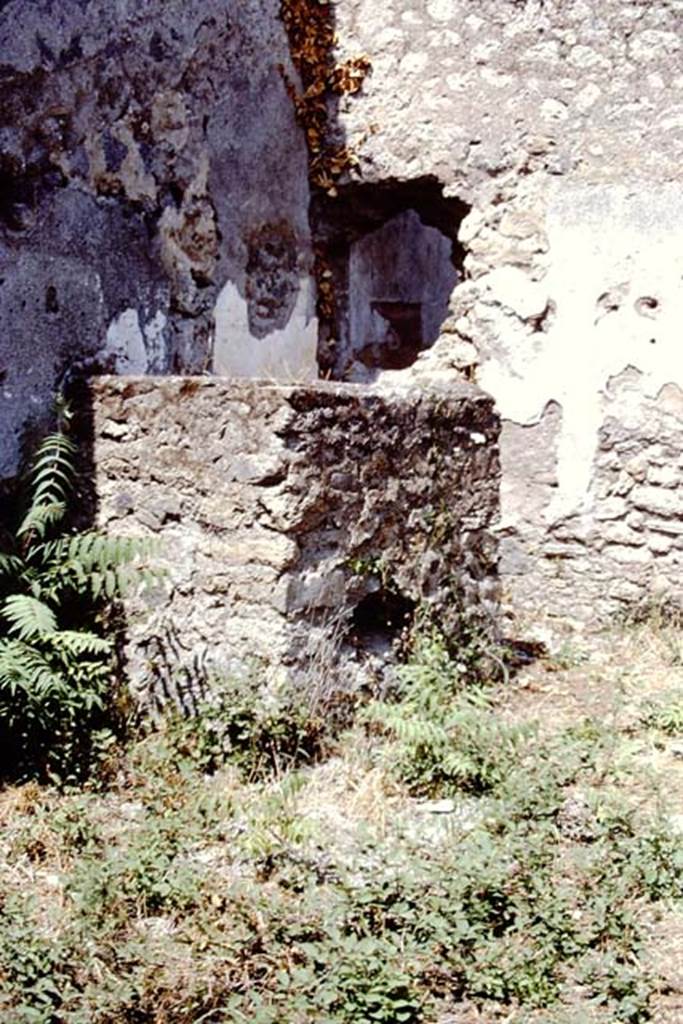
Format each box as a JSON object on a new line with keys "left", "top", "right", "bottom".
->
{"left": 332, "top": 0, "right": 683, "bottom": 619}
{"left": 476, "top": 184, "right": 683, "bottom": 519}
{"left": 0, "top": 0, "right": 316, "bottom": 479}
{"left": 213, "top": 278, "right": 318, "bottom": 382}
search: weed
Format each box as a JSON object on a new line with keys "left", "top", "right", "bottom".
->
{"left": 0, "top": 625, "right": 681, "bottom": 1023}
{"left": 164, "top": 673, "right": 331, "bottom": 780}
{"left": 364, "top": 628, "right": 529, "bottom": 796}
{"left": 0, "top": 420, "right": 156, "bottom": 782}
{"left": 639, "top": 688, "right": 683, "bottom": 736}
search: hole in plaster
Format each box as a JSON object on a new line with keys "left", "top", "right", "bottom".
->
{"left": 45, "top": 285, "right": 59, "bottom": 315}
{"left": 0, "top": 164, "right": 34, "bottom": 232}
{"left": 597, "top": 291, "right": 620, "bottom": 313}
{"left": 595, "top": 284, "right": 628, "bottom": 324}
{"left": 313, "top": 177, "right": 470, "bottom": 380}
{"left": 168, "top": 182, "right": 184, "bottom": 208}
{"left": 527, "top": 299, "right": 556, "bottom": 334}
{"left": 636, "top": 296, "right": 660, "bottom": 318}
{"left": 351, "top": 589, "right": 416, "bottom": 650}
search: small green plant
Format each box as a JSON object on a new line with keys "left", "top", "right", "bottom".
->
{"left": 166, "top": 673, "right": 331, "bottom": 780}
{"left": 639, "top": 688, "right": 683, "bottom": 736}
{"left": 347, "top": 554, "right": 387, "bottom": 579}
{"left": 364, "top": 627, "right": 526, "bottom": 796}
{"left": 0, "top": 419, "right": 154, "bottom": 780}
{"left": 0, "top": 895, "right": 76, "bottom": 1023}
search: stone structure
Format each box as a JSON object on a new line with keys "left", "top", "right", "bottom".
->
{"left": 0, "top": 0, "right": 316, "bottom": 480}
{"left": 86, "top": 376, "right": 499, "bottom": 710}
{"left": 3, "top": 0, "right": 683, "bottom": 627}
{"left": 328, "top": 0, "right": 683, "bottom": 622}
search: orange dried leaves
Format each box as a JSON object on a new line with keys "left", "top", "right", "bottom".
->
{"left": 280, "top": 0, "right": 370, "bottom": 192}
{"left": 281, "top": 0, "right": 371, "bottom": 326}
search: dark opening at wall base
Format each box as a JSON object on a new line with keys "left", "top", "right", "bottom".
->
{"left": 351, "top": 588, "right": 416, "bottom": 652}
{"left": 313, "top": 177, "right": 471, "bottom": 379}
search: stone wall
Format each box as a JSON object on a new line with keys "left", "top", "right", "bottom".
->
{"left": 86, "top": 376, "right": 499, "bottom": 711}
{"left": 5, "top": 0, "right": 683, "bottom": 627}
{"left": 328, "top": 0, "right": 683, "bottom": 623}
{"left": 0, "top": 0, "right": 316, "bottom": 480}
{"left": 508, "top": 373, "right": 683, "bottom": 621}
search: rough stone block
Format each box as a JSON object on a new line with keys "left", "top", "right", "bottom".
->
{"left": 647, "top": 464, "right": 680, "bottom": 488}
{"left": 83, "top": 377, "right": 500, "bottom": 713}
{"left": 632, "top": 486, "right": 683, "bottom": 518}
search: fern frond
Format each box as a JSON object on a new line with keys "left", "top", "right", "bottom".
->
{"left": 0, "top": 553, "right": 23, "bottom": 578}
{"left": 2, "top": 595, "right": 57, "bottom": 641}
{"left": 0, "top": 638, "right": 64, "bottom": 701}
{"left": 48, "top": 630, "right": 112, "bottom": 656}
{"left": 390, "top": 714, "right": 450, "bottom": 747}
{"left": 17, "top": 501, "right": 67, "bottom": 541}
{"left": 26, "top": 433, "right": 77, "bottom": 509}
{"left": 0, "top": 426, "right": 152, "bottom": 774}
{"left": 363, "top": 702, "right": 450, "bottom": 747}
{"left": 41, "top": 533, "right": 158, "bottom": 598}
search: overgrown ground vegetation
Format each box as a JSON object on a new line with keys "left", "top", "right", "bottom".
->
{"left": 1, "top": 615, "right": 682, "bottom": 1023}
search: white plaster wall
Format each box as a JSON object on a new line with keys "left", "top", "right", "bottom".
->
{"left": 103, "top": 308, "right": 169, "bottom": 375}
{"left": 212, "top": 278, "right": 318, "bottom": 382}
{"left": 477, "top": 183, "right": 683, "bottom": 521}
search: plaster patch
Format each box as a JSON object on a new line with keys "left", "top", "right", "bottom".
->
{"left": 478, "top": 184, "right": 683, "bottom": 518}
{"left": 212, "top": 278, "right": 318, "bottom": 381}
{"left": 143, "top": 311, "right": 168, "bottom": 372}
{"left": 104, "top": 309, "right": 148, "bottom": 374}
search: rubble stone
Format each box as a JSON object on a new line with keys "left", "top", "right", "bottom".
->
{"left": 85, "top": 376, "right": 500, "bottom": 712}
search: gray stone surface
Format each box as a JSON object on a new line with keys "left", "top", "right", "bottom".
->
{"left": 85, "top": 376, "right": 500, "bottom": 712}
{"left": 334, "top": 0, "right": 683, "bottom": 192}
{"left": 0, "top": 0, "right": 314, "bottom": 478}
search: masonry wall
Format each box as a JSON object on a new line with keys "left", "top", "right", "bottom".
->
{"left": 5, "top": 0, "right": 682, "bottom": 627}
{"left": 86, "top": 377, "right": 500, "bottom": 712}
{"left": 0, "top": 0, "right": 316, "bottom": 481}
{"left": 330, "top": 0, "right": 683, "bottom": 622}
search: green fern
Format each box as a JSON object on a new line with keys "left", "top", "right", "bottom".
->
{"left": 2, "top": 594, "right": 58, "bottom": 640}
{"left": 0, "top": 420, "right": 155, "bottom": 780}
{"left": 364, "top": 631, "right": 530, "bottom": 797}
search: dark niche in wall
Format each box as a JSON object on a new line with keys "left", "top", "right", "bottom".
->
{"left": 351, "top": 587, "right": 416, "bottom": 652}
{"left": 367, "top": 300, "right": 423, "bottom": 370}
{"left": 312, "top": 177, "right": 470, "bottom": 380}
